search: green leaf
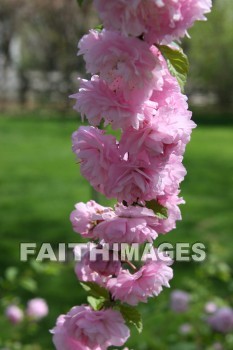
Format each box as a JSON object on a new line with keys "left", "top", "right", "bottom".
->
{"left": 119, "top": 304, "right": 143, "bottom": 333}
{"left": 5, "top": 267, "right": 18, "bottom": 282}
{"left": 87, "top": 296, "right": 105, "bottom": 310}
{"left": 20, "top": 278, "right": 37, "bottom": 292}
{"left": 76, "top": 0, "right": 84, "bottom": 6}
{"left": 95, "top": 24, "right": 104, "bottom": 32}
{"left": 146, "top": 199, "right": 168, "bottom": 219}
{"left": 158, "top": 44, "right": 189, "bottom": 92}
{"left": 80, "top": 282, "right": 109, "bottom": 299}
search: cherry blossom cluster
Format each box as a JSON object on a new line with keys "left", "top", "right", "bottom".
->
{"left": 52, "top": 1, "right": 212, "bottom": 349}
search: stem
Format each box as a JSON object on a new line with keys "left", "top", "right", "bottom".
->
{"left": 122, "top": 260, "right": 137, "bottom": 271}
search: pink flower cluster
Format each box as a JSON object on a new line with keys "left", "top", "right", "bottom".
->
{"left": 107, "top": 256, "right": 173, "bottom": 306}
{"left": 72, "top": 52, "right": 195, "bottom": 209}
{"left": 207, "top": 307, "right": 233, "bottom": 334}
{"left": 71, "top": 202, "right": 160, "bottom": 243}
{"left": 53, "top": 1, "right": 211, "bottom": 349}
{"left": 51, "top": 306, "right": 130, "bottom": 350}
{"left": 93, "top": 0, "right": 212, "bottom": 44}
{"left": 5, "top": 298, "right": 48, "bottom": 325}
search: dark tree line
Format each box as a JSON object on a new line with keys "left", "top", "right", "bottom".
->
{"left": 0, "top": 0, "right": 232, "bottom": 110}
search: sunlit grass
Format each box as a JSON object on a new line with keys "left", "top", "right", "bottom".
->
{"left": 0, "top": 113, "right": 232, "bottom": 349}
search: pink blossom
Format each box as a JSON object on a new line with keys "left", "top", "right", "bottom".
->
{"left": 149, "top": 71, "right": 196, "bottom": 157}
{"left": 72, "top": 126, "right": 187, "bottom": 206}
{"left": 94, "top": 204, "right": 159, "bottom": 244}
{"left": 72, "top": 126, "right": 164, "bottom": 204}
{"left": 107, "top": 253, "right": 173, "bottom": 305}
{"left": 115, "top": 202, "right": 157, "bottom": 219}
{"left": 150, "top": 64, "right": 182, "bottom": 107}
{"left": 93, "top": 0, "right": 212, "bottom": 44}
{"left": 140, "top": 60, "right": 195, "bottom": 155}
{"left": 5, "top": 305, "right": 24, "bottom": 325}
{"left": 74, "top": 245, "right": 109, "bottom": 285}
{"left": 120, "top": 124, "right": 166, "bottom": 160}
{"left": 51, "top": 305, "right": 130, "bottom": 350}
{"left": 26, "top": 298, "right": 48, "bottom": 319}
{"left": 144, "top": 0, "right": 212, "bottom": 44}
{"left": 155, "top": 192, "right": 185, "bottom": 234}
{"left": 207, "top": 307, "right": 233, "bottom": 334}
{"left": 70, "top": 200, "right": 113, "bottom": 238}
{"left": 51, "top": 314, "right": 86, "bottom": 350}
{"left": 93, "top": 0, "right": 145, "bottom": 39}
{"left": 179, "top": 323, "right": 192, "bottom": 335}
{"left": 160, "top": 155, "right": 187, "bottom": 196}
{"left": 120, "top": 93, "right": 195, "bottom": 163}
{"left": 205, "top": 301, "right": 218, "bottom": 314}
{"left": 73, "top": 126, "right": 164, "bottom": 203}
{"left": 88, "top": 247, "right": 121, "bottom": 277}
{"left": 78, "top": 29, "right": 163, "bottom": 104}
{"left": 71, "top": 75, "right": 152, "bottom": 130}
{"left": 74, "top": 245, "right": 121, "bottom": 284}
{"left": 72, "top": 126, "right": 119, "bottom": 192}
{"left": 104, "top": 151, "right": 165, "bottom": 204}
{"left": 170, "top": 290, "right": 190, "bottom": 313}
{"left": 104, "top": 152, "right": 185, "bottom": 204}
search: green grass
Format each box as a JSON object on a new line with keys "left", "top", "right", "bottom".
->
{"left": 0, "top": 113, "right": 232, "bottom": 349}
{"left": 163, "top": 125, "right": 233, "bottom": 253}
{"left": 0, "top": 116, "right": 87, "bottom": 266}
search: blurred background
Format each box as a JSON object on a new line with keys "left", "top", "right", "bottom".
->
{"left": 0, "top": 0, "right": 233, "bottom": 349}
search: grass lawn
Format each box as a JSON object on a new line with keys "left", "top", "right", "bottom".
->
{"left": 0, "top": 113, "right": 232, "bottom": 349}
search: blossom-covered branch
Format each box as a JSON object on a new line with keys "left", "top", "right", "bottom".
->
{"left": 51, "top": 1, "right": 212, "bottom": 349}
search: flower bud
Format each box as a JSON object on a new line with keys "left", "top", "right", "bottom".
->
{"left": 26, "top": 298, "right": 48, "bottom": 320}
{"left": 5, "top": 305, "right": 24, "bottom": 325}
{"left": 170, "top": 290, "right": 190, "bottom": 313}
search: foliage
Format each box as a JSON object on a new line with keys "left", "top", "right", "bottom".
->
{"left": 187, "top": 0, "right": 233, "bottom": 106}
{"left": 159, "top": 44, "right": 189, "bottom": 92}
{"left": 119, "top": 304, "right": 143, "bottom": 333}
